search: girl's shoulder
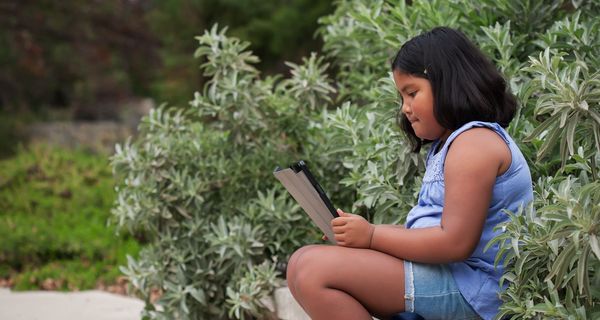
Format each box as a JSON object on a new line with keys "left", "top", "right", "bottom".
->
{"left": 445, "top": 127, "right": 512, "bottom": 177}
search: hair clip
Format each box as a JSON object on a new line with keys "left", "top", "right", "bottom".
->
{"left": 423, "top": 68, "right": 428, "bottom": 74}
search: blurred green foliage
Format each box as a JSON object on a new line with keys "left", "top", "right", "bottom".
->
{"left": 0, "top": 0, "right": 155, "bottom": 115}
{"left": 0, "top": 0, "right": 333, "bottom": 113}
{"left": 0, "top": 144, "right": 141, "bottom": 290}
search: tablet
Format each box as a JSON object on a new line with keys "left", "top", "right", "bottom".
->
{"left": 290, "top": 161, "right": 339, "bottom": 218}
{"left": 273, "top": 160, "right": 339, "bottom": 243}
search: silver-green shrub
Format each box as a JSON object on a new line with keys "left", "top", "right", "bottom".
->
{"left": 111, "top": 25, "right": 342, "bottom": 319}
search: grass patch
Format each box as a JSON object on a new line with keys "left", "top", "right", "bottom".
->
{"left": 0, "top": 144, "right": 142, "bottom": 291}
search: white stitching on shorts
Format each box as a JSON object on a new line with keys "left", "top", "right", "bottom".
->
{"left": 404, "top": 261, "right": 415, "bottom": 312}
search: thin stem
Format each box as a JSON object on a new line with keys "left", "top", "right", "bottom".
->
{"left": 591, "top": 155, "right": 598, "bottom": 182}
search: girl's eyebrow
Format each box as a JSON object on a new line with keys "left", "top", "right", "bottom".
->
{"left": 400, "top": 84, "right": 414, "bottom": 92}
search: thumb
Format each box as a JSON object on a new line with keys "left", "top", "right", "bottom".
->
{"left": 337, "top": 208, "right": 349, "bottom": 216}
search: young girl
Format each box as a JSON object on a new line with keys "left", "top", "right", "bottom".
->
{"left": 286, "top": 27, "right": 533, "bottom": 320}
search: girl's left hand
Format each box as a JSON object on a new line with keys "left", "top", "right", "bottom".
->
{"left": 331, "top": 209, "right": 375, "bottom": 248}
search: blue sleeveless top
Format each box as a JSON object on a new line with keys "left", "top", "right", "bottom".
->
{"left": 405, "top": 121, "right": 533, "bottom": 320}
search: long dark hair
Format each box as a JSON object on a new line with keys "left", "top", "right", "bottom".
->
{"left": 391, "top": 27, "right": 517, "bottom": 152}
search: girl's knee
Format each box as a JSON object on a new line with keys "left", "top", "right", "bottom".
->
{"left": 287, "top": 245, "right": 321, "bottom": 280}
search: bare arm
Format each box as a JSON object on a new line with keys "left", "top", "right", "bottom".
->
{"left": 333, "top": 128, "right": 511, "bottom": 263}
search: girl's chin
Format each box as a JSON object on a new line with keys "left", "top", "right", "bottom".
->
{"left": 412, "top": 123, "right": 446, "bottom": 141}
{"left": 411, "top": 122, "right": 426, "bottom": 137}
{"left": 414, "top": 130, "right": 436, "bottom": 141}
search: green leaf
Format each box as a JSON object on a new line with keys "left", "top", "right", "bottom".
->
{"left": 525, "top": 113, "right": 561, "bottom": 142}
{"left": 590, "top": 235, "right": 600, "bottom": 261}
{"left": 577, "top": 244, "right": 590, "bottom": 297}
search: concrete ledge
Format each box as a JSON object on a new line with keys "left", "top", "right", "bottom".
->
{"left": 273, "top": 286, "right": 378, "bottom": 320}
{"left": 0, "top": 289, "right": 144, "bottom": 320}
{"left": 0, "top": 286, "right": 374, "bottom": 320}
{"left": 274, "top": 286, "right": 310, "bottom": 320}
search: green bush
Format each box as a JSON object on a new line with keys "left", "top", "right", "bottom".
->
{"left": 113, "top": 0, "right": 600, "bottom": 319}
{"left": 0, "top": 144, "right": 141, "bottom": 290}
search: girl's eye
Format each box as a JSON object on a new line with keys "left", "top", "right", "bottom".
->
{"left": 408, "top": 91, "right": 417, "bottom": 97}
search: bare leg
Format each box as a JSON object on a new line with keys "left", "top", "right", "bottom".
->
{"left": 286, "top": 245, "right": 321, "bottom": 309}
{"left": 286, "top": 245, "right": 320, "bottom": 306}
{"left": 287, "top": 245, "right": 405, "bottom": 320}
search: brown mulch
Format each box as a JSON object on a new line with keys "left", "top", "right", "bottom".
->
{"left": 0, "top": 277, "right": 14, "bottom": 288}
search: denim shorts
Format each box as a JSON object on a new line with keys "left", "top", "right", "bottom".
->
{"left": 404, "top": 261, "right": 481, "bottom": 320}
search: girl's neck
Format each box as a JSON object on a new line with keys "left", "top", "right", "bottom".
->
{"left": 434, "top": 130, "right": 452, "bottom": 154}
{"left": 434, "top": 139, "right": 445, "bottom": 155}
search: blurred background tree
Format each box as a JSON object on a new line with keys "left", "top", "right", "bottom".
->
{"left": 148, "top": 0, "right": 333, "bottom": 106}
{"left": 0, "top": 0, "right": 158, "bottom": 116}
{"left": 0, "top": 0, "right": 332, "bottom": 115}
{"left": 0, "top": 0, "right": 333, "bottom": 157}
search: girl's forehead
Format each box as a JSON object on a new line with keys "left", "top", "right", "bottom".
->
{"left": 393, "top": 70, "right": 417, "bottom": 81}
{"left": 393, "top": 71, "right": 424, "bottom": 89}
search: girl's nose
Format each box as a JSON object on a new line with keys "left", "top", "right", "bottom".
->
{"left": 402, "top": 101, "right": 412, "bottom": 115}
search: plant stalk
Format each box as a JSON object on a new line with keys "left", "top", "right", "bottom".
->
{"left": 591, "top": 155, "right": 598, "bottom": 182}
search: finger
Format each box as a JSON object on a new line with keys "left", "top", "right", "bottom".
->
{"left": 331, "top": 218, "right": 347, "bottom": 226}
{"left": 337, "top": 209, "right": 356, "bottom": 218}
{"left": 334, "top": 234, "right": 345, "bottom": 242}
{"left": 332, "top": 226, "right": 345, "bottom": 234}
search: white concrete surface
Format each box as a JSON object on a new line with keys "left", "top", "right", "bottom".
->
{"left": 274, "top": 286, "right": 310, "bottom": 320}
{"left": 0, "top": 286, "right": 361, "bottom": 320}
{"left": 0, "top": 288, "right": 144, "bottom": 320}
{"left": 274, "top": 286, "right": 379, "bottom": 320}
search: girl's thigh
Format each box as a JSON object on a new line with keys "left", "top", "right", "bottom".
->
{"left": 288, "top": 244, "right": 405, "bottom": 317}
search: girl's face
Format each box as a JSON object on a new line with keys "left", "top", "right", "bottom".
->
{"left": 392, "top": 70, "right": 451, "bottom": 142}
